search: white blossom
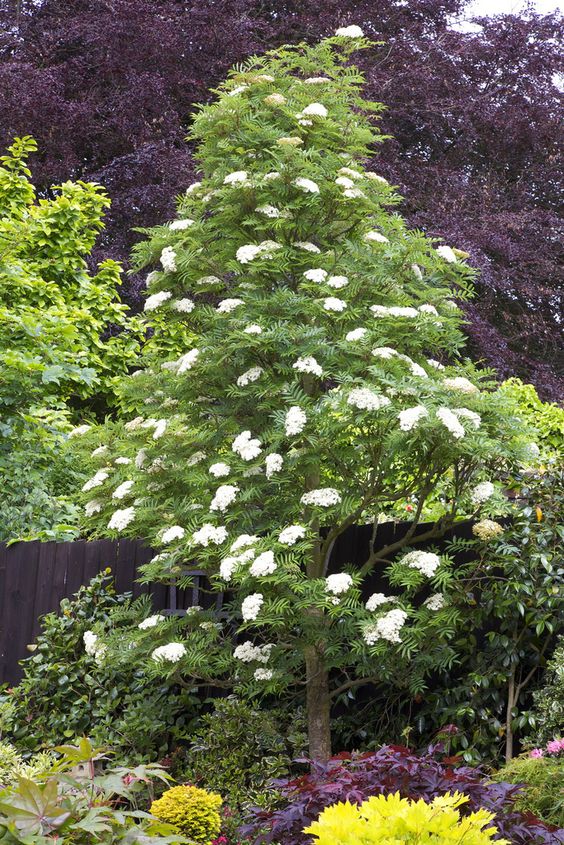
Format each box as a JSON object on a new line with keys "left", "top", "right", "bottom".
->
{"left": 84, "top": 499, "right": 102, "bottom": 517}
{"left": 409, "top": 361, "right": 428, "bottom": 378}
{"left": 453, "top": 408, "right": 481, "bottom": 429}
{"left": 135, "top": 449, "right": 147, "bottom": 469}
{"left": 112, "top": 480, "right": 134, "bottom": 499}
{"left": 236, "top": 240, "right": 281, "bottom": 263}
{"left": 303, "top": 268, "right": 327, "bottom": 283}
{"left": 209, "top": 462, "right": 231, "bottom": 477}
{"left": 82, "top": 470, "right": 110, "bottom": 492}
{"left": 144, "top": 291, "right": 172, "bottom": 311}
{"left": 471, "top": 481, "right": 495, "bottom": 506}
{"left": 217, "top": 298, "right": 244, "bottom": 313}
{"left": 83, "top": 631, "right": 99, "bottom": 656}
{"left": 366, "top": 593, "right": 397, "bottom": 611}
{"left": 107, "top": 507, "right": 136, "bottom": 532}
{"left": 372, "top": 346, "right": 397, "bottom": 359}
{"left": 265, "top": 453, "right": 283, "bottom": 478}
{"left": 173, "top": 298, "right": 195, "bottom": 313}
{"left": 254, "top": 668, "right": 273, "bottom": 681}
{"left": 304, "top": 76, "right": 331, "bottom": 84}
{"left": 256, "top": 204, "right": 281, "bottom": 218}
{"left": 327, "top": 275, "right": 348, "bottom": 289}
{"left": 365, "top": 172, "right": 388, "bottom": 184}
{"left": 250, "top": 550, "right": 277, "bottom": 577}
{"left": 161, "top": 525, "right": 185, "bottom": 544}
{"left": 323, "top": 297, "right": 346, "bottom": 312}
{"left": 210, "top": 484, "right": 239, "bottom": 513}
{"left": 343, "top": 187, "right": 366, "bottom": 199}
{"left": 228, "top": 84, "right": 248, "bottom": 96}
{"left": 364, "top": 230, "right": 389, "bottom": 244}
{"left": 241, "top": 593, "right": 264, "bottom": 621}
{"left": 138, "top": 614, "right": 166, "bottom": 630}
{"left": 196, "top": 275, "right": 222, "bottom": 285}
{"left": 231, "top": 534, "right": 258, "bottom": 552}
{"left": 401, "top": 550, "right": 441, "bottom": 577}
{"left": 234, "top": 641, "right": 272, "bottom": 663}
{"left": 91, "top": 444, "right": 108, "bottom": 456}
{"left": 152, "top": 419, "right": 167, "bottom": 439}
{"left": 301, "top": 488, "right": 341, "bottom": 507}
{"left": 160, "top": 247, "right": 177, "bottom": 273}
{"left": 192, "top": 523, "right": 228, "bottom": 546}
{"left": 152, "top": 643, "right": 186, "bottom": 663}
{"left": 427, "top": 359, "right": 445, "bottom": 370}
{"left": 146, "top": 271, "right": 159, "bottom": 288}
{"left": 187, "top": 450, "right": 206, "bottom": 466}
{"left": 124, "top": 416, "right": 145, "bottom": 431}
{"left": 278, "top": 525, "right": 306, "bottom": 545}
{"left": 335, "top": 24, "right": 364, "bottom": 37}
{"left": 301, "top": 102, "right": 328, "bottom": 117}
{"left": 364, "top": 609, "right": 408, "bottom": 644}
{"left": 398, "top": 406, "right": 429, "bottom": 431}
{"left": 371, "top": 305, "right": 419, "bottom": 318}
{"left": 68, "top": 424, "right": 90, "bottom": 437}
{"left": 170, "top": 218, "right": 194, "bottom": 230}
{"left": 293, "top": 177, "right": 320, "bottom": 193}
{"left": 437, "top": 245, "right": 458, "bottom": 263}
{"left": 443, "top": 376, "right": 479, "bottom": 394}
{"left": 293, "top": 356, "right": 323, "bottom": 377}
{"left": 295, "top": 241, "right": 321, "bottom": 253}
{"left": 115, "top": 457, "right": 131, "bottom": 465}
{"left": 419, "top": 304, "right": 439, "bottom": 315}
{"left": 264, "top": 92, "right": 287, "bottom": 105}
{"left": 348, "top": 388, "right": 390, "bottom": 411}
{"left": 412, "top": 264, "right": 423, "bottom": 280}
{"left": 436, "top": 407, "right": 465, "bottom": 439}
{"left": 424, "top": 593, "right": 445, "bottom": 611}
{"left": 223, "top": 170, "right": 249, "bottom": 185}
{"left": 346, "top": 328, "right": 368, "bottom": 341}
{"left": 263, "top": 171, "right": 281, "bottom": 181}
{"left": 237, "top": 366, "right": 263, "bottom": 387}
{"left": 285, "top": 406, "right": 307, "bottom": 436}
{"left": 186, "top": 181, "right": 201, "bottom": 194}
{"left": 232, "top": 430, "right": 262, "bottom": 460}
{"left": 244, "top": 324, "right": 262, "bottom": 334}
{"left": 335, "top": 175, "right": 354, "bottom": 189}
{"left": 176, "top": 349, "right": 200, "bottom": 374}
{"left": 326, "top": 572, "right": 353, "bottom": 595}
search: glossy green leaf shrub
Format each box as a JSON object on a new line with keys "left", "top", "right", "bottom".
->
{"left": 499, "top": 379, "right": 564, "bottom": 455}
{"left": 494, "top": 754, "right": 564, "bottom": 828}
{"left": 304, "top": 792, "right": 508, "bottom": 844}
{"left": 527, "top": 637, "right": 564, "bottom": 748}
{"left": 150, "top": 785, "right": 222, "bottom": 843}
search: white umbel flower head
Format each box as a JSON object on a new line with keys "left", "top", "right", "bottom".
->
{"left": 303, "top": 268, "right": 327, "bottom": 283}
{"left": 348, "top": 389, "right": 390, "bottom": 411}
{"left": 293, "top": 177, "right": 320, "bottom": 193}
{"left": 175, "top": 349, "right": 199, "bottom": 374}
{"left": 335, "top": 24, "right": 364, "bottom": 37}
{"left": 152, "top": 643, "right": 186, "bottom": 663}
{"left": 424, "top": 593, "right": 445, "bottom": 611}
{"left": 285, "top": 406, "right": 307, "bottom": 436}
{"left": 138, "top": 614, "right": 166, "bottom": 630}
{"left": 241, "top": 593, "right": 264, "bottom": 621}
{"left": 145, "top": 291, "right": 172, "bottom": 312}
{"left": 293, "top": 356, "right": 323, "bottom": 377}
{"left": 364, "top": 609, "right": 408, "bottom": 644}
{"left": 244, "top": 324, "right": 262, "bottom": 334}
{"left": 366, "top": 593, "right": 397, "bottom": 611}
{"left": 173, "top": 298, "right": 195, "bottom": 313}
{"left": 326, "top": 572, "right": 353, "bottom": 595}
{"left": 471, "top": 481, "right": 495, "bottom": 506}
{"left": 364, "top": 230, "right": 389, "bottom": 244}
{"left": 278, "top": 525, "right": 306, "bottom": 545}
{"left": 323, "top": 297, "right": 346, "bottom": 312}
{"left": 301, "top": 488, "right": 341, "bottom": 507}
{"left": 192, "top": 523, "right": 228, "bottom": 546}
{"left": 398, "top": 406, "right": 429, "bottom": 431}
{"left": 295, "top": 241, "right": 321, "bottom": 253}
{"left": 443, "top": 376, "right": 479, "bottom": 394}
{"left": 254, "top": 668, "right": 273, "bottom": 681}
{"left": 436, "top": 407, "right": 465, "bottom": 439}
{"left": 170, "top": 218, "right": 194, "bottom": 230}
{"left": 250, "top": 550, "right": 277, "bottom": 577}
{"left": 223, "top": 170, "right": 249, "bottom": 185}
{"left": 301, "top": 102, "right": 328, "bottom": 117}
{"left": 68, "top": 424, "right": 90, "bottom": 437}
{"left": 82, "top": 470, "right": 109, "bottom": 492}
{"left": 231, "top": 534, "right": 258, "bottom": 552}
{"left": 152, "top": 419, "right": 167, "bottom": 439}
{"left": 107, "top": 507, "right": 135, "bottom": 531}
{"left": 237, "top": 366, "right": 263, "bottom": 387}
{"left": 327, "top": 275, "right": 349, "bottom": 289}
{"left": 265, "top": 453, "right": 283, "bottom": 478}
{"left": 210, "top": 484, "right": 239, "bottom": 513}
{"left": 234, "top": 641, "right": 273, "bottom": 663}
{"left": 232, "top": 430, "right": 262, "bottom": 460}
{"left": 256, "top": 204, "right": 281, "bottom": 218}
{"left": 437, "top": 245, "right": 458, "bottom": 263}
{"left": 453, "top": 408, "right": 481, "bottom": 429}
{"left": 400, "top": 550, "right": 441, "bottom": 577}
{"left": 160, "top": 247, "right": 177, "bottom": 272}
{"left": 85, "top": 499, "right": 102, "bottom": 517}
{"left": 112, "top": 480, "right": 134, "bottom": 499}
{"left": 346, "top": 328, "right": 368, "bottom": 342}
{"left": 217, "top": 298, "right": 244, "bottom": 313}
{"left": 161, "top": 525, "right": 185, "bottom": 544}
{"left": 209, "top": 462, "right": 230, "bottom": 478}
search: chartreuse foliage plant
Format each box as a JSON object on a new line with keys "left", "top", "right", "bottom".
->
{"left": 304, "top": 792, "right": 508, "bottom": 845}
{"left": 494, "top": 753, "right": 564, "bottom": 828}
{"left": 81, "top": 28, "right": 528, "bottom": 761}
{"left": 528, "top": 636, "right": 564, "bottom": 747}
{"left": 0, "top": 136, "right": 141, "bottom": 541}
{"left": 150, "top": 786, "right": 222, "bottom": 843}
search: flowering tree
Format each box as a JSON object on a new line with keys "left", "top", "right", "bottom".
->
{"left": 81, "top": 31, "right": 525, "bottom": 761}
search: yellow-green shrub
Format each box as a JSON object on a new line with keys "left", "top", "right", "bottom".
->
{"left": 304, "top": 791, "right": 509, "bottom": 844}
{"left": 150, "top": 784, "right": 222, "bottom": 844}
{"left": 494, "top": 754, "right": 564, "bottom": 828}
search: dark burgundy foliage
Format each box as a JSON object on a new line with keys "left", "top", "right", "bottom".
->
{"left": 1, "top": 0, "right": 562, "bottom": 395}
{"left": 241, "top": 744, "right": 564, "bottom": 844}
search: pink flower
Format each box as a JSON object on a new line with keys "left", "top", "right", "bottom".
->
{"left": 530, "top": 748, "right": 544, "bottom": 758}
{"left": 546, "top": 738, "right": 564, "bottom": 755}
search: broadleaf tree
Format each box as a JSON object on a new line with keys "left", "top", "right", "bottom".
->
{"left": 81, "top": 31, "right": 528, "bottom": 761}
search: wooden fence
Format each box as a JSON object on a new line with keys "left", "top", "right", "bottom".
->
{"left": 0, "top": 521, "right": 476, "bottom": 685}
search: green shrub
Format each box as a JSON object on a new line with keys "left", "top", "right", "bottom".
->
{"left": 527, "top": 636, "right": 564, "bottom": 747}
{"left": 493, "top": 754, "right": 564, "bottom": 828}
{"left": 0, "top": 741, "right": 52, "bottom": 787}
{"left": 150, "top": 785, "right": 222, "bottom": 843}
{"left": 304, "top": 792, "right": 508, "bottom": 844}
{"left": 2, "top": 572, "right": 197, "bottom": 763}
{"left": 175, "top": 697, "right": 306, "bottom": 812}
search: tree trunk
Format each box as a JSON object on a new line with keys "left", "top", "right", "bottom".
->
{"left": 305, "top": 646, "right": 332, "bottom": 763}
{"left": 505, "top": 670, "right": 516, "bottom": 763}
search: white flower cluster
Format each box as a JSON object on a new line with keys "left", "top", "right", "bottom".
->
{"left": 210, "top": 484, "right": 239, "bottom": 513}
{"left": 223, "top": 170, "right": 249, "bottom": 185}
{"left": 173, "top": 349, "right": 200, "bottom": 374}
{"left": 115, "top": 457, "right": 131, "bottom": 465}
{"left": 108, "top": 506, "right": 135, "bottom": 531}
{"left": 398, "top": 406, "right": 429, "bottom": 431}
{"left": 365, "top": 593, "right": 397, "bottom": 611}
{"left": 69, "top": 424, "right": 90, "bottom": 437}
{"left": 301, "top": 488, "right": 341, "bottom": 507}
{"left": 293, "top": 356, "right": 323, "bottom": 377}
{"left": 471, "top": 481, "right": 495, "bottom": 506}
{"left": 85, "top": 499, "right": 102, "bottom": 517}
{"left": 250, "top": 550, "right": 277, "bottom": 577}
{"left": 82, "top": 470, "right": 109, "bottom": 492}
{"left": 346, "top": 328, "right": 368, "bottom": 342}
{"left": 112, "top": 480, "right": 134, "bottom": 500}
{"left": 335, "top": 24, "right": 364, "bottom": 37}
{"left": 236, "top": 240, "right": 282, "bottom": 263}
{"left": 348, "top": 388, "right": 390, "bottom": 412}
{"left": 285, "top": 406, "right": 307, "bottom": 436}
{"left": 256, "top": 204, "right": 280, "bottom": 217}
{"left": 145, "top": 291, "right": 172, "bottom": 312}
{"left": 152, "top": 643, "right": 186, "bottom": 663}
{"left": 323, "top": 297, "right": 346, "bottom": 312}
{"left": 170, "top": 218, "right": 194, "bottom": 230}
{"left": 232, "top": 430, "right": 262, "bottom": 460}
{"left": 454, "top": 408, "right": 481, "bottom": 429}
{"left": 160, "top": 247, "right": 177, "bottom": 272}
{"left": 424, "top": 593, "right": 445, "bottom": 611}
{"left": 219, "top": 548, "right": 255, "bottom": 581}
{"left": 371, "top": 304, "right": 418, "bottom": 318}
{"left": 437, "top": 245, "right": 457, "bottom": 263}
{"left": 325, "top": 573, "right": 353, "bottom": 595}
{"left": 472, "top": 519, "right": 504, "bottom": 541}
{"left": 232, "top": 534, "right": 258, "bottom": 551}
{"left": 443, "top": 376, "right": 478, "bottom": 394}
{"left": 192, "top": 523, "right": 228, "bottom": 547}
{"left": 364, "top": 230, "right": 389, "bottom": 244}
{"left": 254, "top": 668, "right": 273, "bottom": 681}
{"left": 237, "top": 366, "right": 263, "bottom": 387}
{"left": 161, "top": 525, "right": 185, "bottom": 544}
{"left": 241, "top": 593, "right": 264, "bottom": 621}
{"left": 401, "top": 550, "right": 441, "bottom": 577}
{"left": 209, "top": 462, "right": 230, "bottom": 477}
{"left": 303, "top": 268, "right": 327, "bottom": 283}
{"left": 327, "top": 275, "right": 348, "bottom": 289}
{"left": 83, "top": 630, "right": 106, "bottom": 663}
{"left": 266, "top": 453, "right": 283, "bottom": 478}
{"left": 173, "top": 298, "right": 195, "bottom": 313}
{"left": 244, "top": 324, "right": 262, "bottom": 334}
{"left": 436, "top": 407, "right": 465, "bottom": 439}
{"left": 300, "top": 102, "right": 328, "bottom": 118}
{"left": 295, "top": 241, "right": 320, "bottom": 253}
{"left": 152, "top": 419, "right": 167, "bottom": 439}
{"left": 304, "top": 76, "right": 331, "bottom": 84}
{"left": 364, "top": 609, "right": 408, "bottom": 645}
{"left": 217, "top": 298, "right": 244, "bottom": 313}
{"left": 233, "top": 641, "right": 272, "bottom": 663}
{"left": 278, "top": 525, "right": 306, "bottom": 545}
{"left": 293, "top": 177, "right": 320, "bottom": 193}
{"left": 138, "top": 614, "right": 166, "bottom": 630}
